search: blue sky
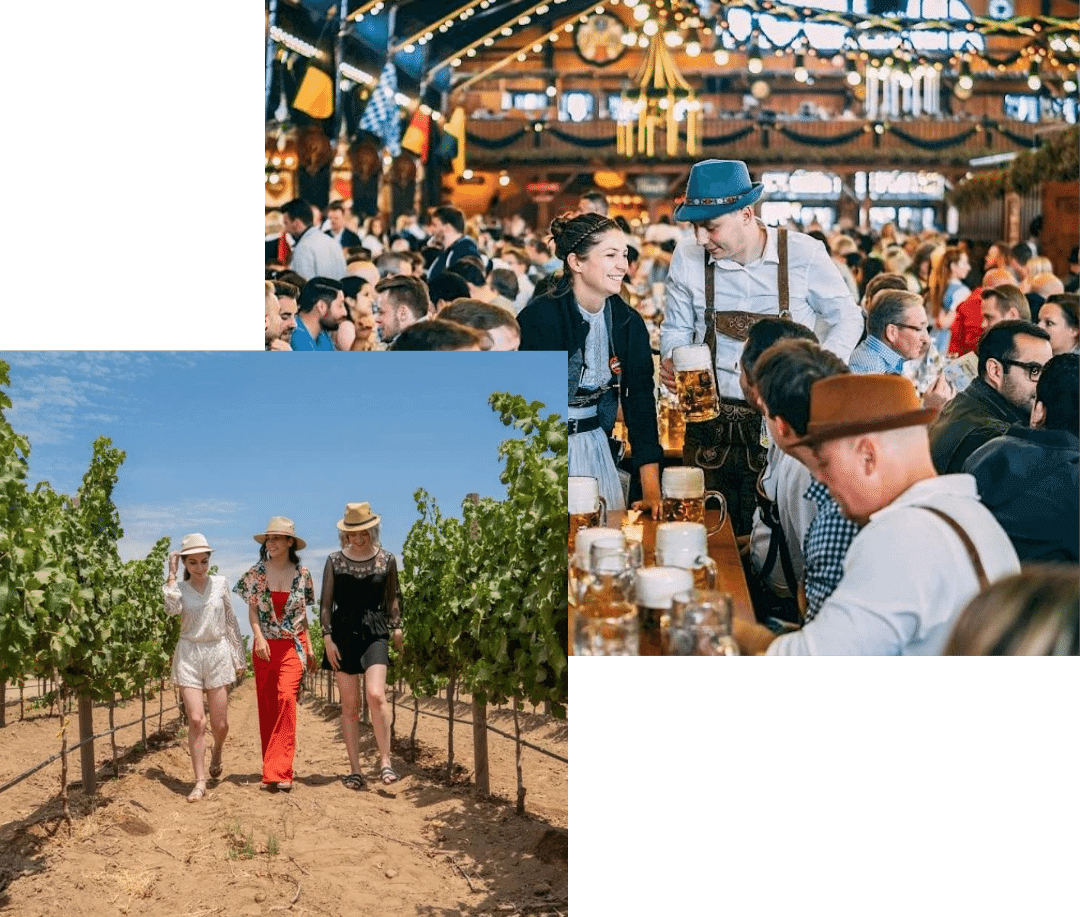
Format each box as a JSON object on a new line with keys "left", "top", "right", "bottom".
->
{"left": 2, "top": 352, "right": 565, "bottom": 639}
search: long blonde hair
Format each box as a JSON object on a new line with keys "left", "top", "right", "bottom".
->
{"left": 943, "top": 567, "right": 1079, "bottom": 656}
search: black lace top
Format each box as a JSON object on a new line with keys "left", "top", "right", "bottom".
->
{"left": 319, "top": 549, "right": 403, "bottom": 639}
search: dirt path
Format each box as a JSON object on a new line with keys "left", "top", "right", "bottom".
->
{"left": 0, "top": 680, "right": 567, "bottom": 916}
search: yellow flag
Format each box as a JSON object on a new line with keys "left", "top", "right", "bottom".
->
{"left": 293, "top": 67, "right": 333, "bottom": 120}
{"left": 445, "top": 106, "right": 467, "bottom": 176}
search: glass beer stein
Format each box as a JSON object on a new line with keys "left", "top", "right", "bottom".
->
{"left": 672, "top": 343, "right": 720, "bottom": 422}
{"left": 665, "top": 589, "right": 740, "bottom": 656}
{"left": 568, "top": 475, "right": 607, "bottom": 556}
{"left": 655, "top": 522, "right": 719, "bottom": 593}
{"left": 661, "top": 466, "right": 727, "bottom": 535}
{"left": 574, "top": 542, "right": 640, "bottom": 656}
{"left": 569, "top": 527, "right": 624, "bottom": 607}
{"left": 634, "top": 566, "right": 693, "bottom": 656}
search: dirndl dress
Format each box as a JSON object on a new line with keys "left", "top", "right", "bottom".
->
{"left": 571, "top": 304, "right": 627, "bottom": 511}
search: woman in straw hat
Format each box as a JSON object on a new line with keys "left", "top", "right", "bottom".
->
{"left": 165, "top": 533, "right": 246, "bottom": 802}
{"left": 233, "top": 517, "right": 317, "bottom": 792}
{"left": 321, "top": 503, "right": 404, "bottom": 787}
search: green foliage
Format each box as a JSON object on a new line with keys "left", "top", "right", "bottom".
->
{"left": 0, "top": 362, "right": 181, "bottom": 705}
{"left": 948, "top": 127, "right": 1079, "bottom": 208}
{"left": 399, "top": 393, "right": 568, "bottom": 718}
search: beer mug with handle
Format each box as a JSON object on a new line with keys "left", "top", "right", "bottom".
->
{"left": 655, "top": 522, "right": 718, "bottom": 593}
{"left": 568, "top": 475, "right": 607, "bottom": 555}
{"left": 661, "top": 466, "right": 726, "bottom": 536}
{"left": 574, "top": 541, "right": 640, "bottom": 656}
{"left": 635, "top": 566, "right": 693, "bottom": 656}
{"left": 672, "top": 343, "right": 720, "bottom": 422}
{"left": 665, "top": 589, "right": 740, "bottom": 656}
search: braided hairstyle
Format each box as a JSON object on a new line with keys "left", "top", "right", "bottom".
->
{"left": 548, "top": 211, "right": 621, "bottom": 293}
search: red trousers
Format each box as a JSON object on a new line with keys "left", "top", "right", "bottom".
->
{"left": 253, "top": 638, "right": 302, "bottom": 783}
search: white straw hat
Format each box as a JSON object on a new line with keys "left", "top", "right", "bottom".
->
{"left": 178, "top": 533, "right": 214, "bottom": 556}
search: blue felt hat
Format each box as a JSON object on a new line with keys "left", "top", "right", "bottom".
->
{"left": 673, "top": 160, "right": 764, "bottom": 223}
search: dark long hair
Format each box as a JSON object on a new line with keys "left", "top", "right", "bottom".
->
{"left": 259, "top": 538, "right": 301, "bottom": 565}
{"left": 547, "top": 211, "right": 620, "bottom": 294}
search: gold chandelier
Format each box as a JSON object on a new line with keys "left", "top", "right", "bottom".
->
{"left": 617, "top": 9, "right": 701, "bottom": 158}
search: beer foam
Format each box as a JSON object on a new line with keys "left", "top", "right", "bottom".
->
{"left": 652, "top": 522, "right": 704, "bottom": 557}
{"left": 662, "top": 466, "right": 705, "bottom": 499}
{"left": 635, "top": 566, "right": 693, "bottom": 609}
{"left": 672, "top": 344, "right": 713, "bottom": 371}
{"left": 574, "top": 527, "right": 625, "bottom": 569}
{"left": 569, "top": 475, "right": 600, "bottom": 513}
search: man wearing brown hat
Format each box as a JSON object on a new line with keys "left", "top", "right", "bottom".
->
{"left": 659, "top": 159, "right": 863, "bottom": 535}
{"left": 733, "top": 374, "right": 1019, "bottom": 655}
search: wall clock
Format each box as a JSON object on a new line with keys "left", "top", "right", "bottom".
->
{"left": 574, "top": 12, "right": 626, "bottom": 67}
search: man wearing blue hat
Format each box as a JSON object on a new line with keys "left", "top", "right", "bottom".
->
{"left": 659, "top": 159, "right": 863, "bottom": 535}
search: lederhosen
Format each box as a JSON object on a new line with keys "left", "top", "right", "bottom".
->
{"left": 682, "top": 228, "right": 792, "bottom": 537}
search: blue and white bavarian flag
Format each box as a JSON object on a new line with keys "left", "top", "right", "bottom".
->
{"left": 359, "top": 62, "right": 402, "bottom": 156}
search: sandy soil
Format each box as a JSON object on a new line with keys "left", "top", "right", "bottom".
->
{"left": 0, "top": 678, "right": 567, "bottom": 916}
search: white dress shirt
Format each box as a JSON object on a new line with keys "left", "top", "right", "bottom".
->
{"left": 661, "top": 224, "right": 863, "bottom": 400}
{"left": 767, "top": 475, "right": 1020, "bottom": 655}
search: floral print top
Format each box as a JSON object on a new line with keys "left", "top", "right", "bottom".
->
{"left": 233, "top": 561, "right": 315, "bottom": 665}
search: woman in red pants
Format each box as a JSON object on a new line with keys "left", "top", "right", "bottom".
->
{"left": 234, "top": 516, "right": 316, "bottom": 791}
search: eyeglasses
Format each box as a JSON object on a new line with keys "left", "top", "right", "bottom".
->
{"left": 999, "top": 359, "right": 1045, "bottom": 381}
{"left": 891, "top": 322, "right": 932, "bottom": 334}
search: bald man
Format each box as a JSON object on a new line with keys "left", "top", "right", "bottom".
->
{"left": 733, "top": 374, "right": 1019, "bottom": 655}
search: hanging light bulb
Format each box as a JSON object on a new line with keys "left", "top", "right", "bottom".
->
{"left": 685, "top": 27, "right": 701, "bottom": 57}
{"left": 748, "top": 47, "right": 763, "bottom": 74}
{"left": 845, "top": 57, "right": 861, "bottom": 86}
{"left": 664, "top": 30, "right": 683, "bottom": 48}
{"left": 1027, "top": 60, "right": 1042, "bottom": 90}
{"left": 714, "top": 48, "right": 729, "bottom": 66}
{"left": 958, "top": 58, "right": 973, "bottom": 92}
{"left": 793, "top": 53, "right": 808, "bottom": 83}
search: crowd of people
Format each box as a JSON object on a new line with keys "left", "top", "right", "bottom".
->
{"left": 164, "top": 505, "right": 403, "bottom": 801}
{"left": 557, "top": 157, "right": 1077, "bottom": 656}
{"left": 265, "top": 200, "right": 536, "bottom": 351}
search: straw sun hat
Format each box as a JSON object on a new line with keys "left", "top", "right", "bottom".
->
{"left": 254, "top": 516, "right": 307, "bottom": 550}
{"left": 178, "top": 533, "right": 214, "bottom": 555}
{"left": 336, "top": 502, "right": 380, "bottom": 533}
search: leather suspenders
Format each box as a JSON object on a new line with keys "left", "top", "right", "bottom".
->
{"left": 921, "top": 506, "right": 990, "bottom": 590}
{"left": 703, "top": 227, "right": 792, "bottom": 363}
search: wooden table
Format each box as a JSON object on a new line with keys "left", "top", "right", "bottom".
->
{"left": 570, "top": 507, "right": 756, "bottom": 652}
{"left": 608, "top": 508, "right": 755, "bottom": 625}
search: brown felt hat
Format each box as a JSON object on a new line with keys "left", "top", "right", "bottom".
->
{"left": 792, "top": 374, "right": 939, "bottom": 447}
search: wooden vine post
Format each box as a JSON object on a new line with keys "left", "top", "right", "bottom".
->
{"left": 467, "top": 492, "right": 490, "bottom": 798}
{"left": 77, "top": 695, "right": 96, "bottom": 796}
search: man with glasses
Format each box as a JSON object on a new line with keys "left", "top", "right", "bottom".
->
{"left": 929, "top": 320, "right": 1052, "bottom": 474}
{"left": 848, "top": 289, "right": 954, "bottom": 408}
{"left": 849, "top": 289, "right": 932, "bottom": 374}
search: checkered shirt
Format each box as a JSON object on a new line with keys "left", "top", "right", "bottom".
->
{"left": 802, "top": 480, "right": 862, "bottom": 621}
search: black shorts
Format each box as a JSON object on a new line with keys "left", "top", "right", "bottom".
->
{"left": 322, "top": 636, "right": 388, "bottom": 675}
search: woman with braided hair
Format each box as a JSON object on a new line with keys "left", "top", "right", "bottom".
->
{"left": 518, "top": 211, "right": 662, "bottom": 516}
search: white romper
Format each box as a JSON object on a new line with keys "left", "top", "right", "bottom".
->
{"left": 164, "top": 575, "right": 246, "bottom": 689}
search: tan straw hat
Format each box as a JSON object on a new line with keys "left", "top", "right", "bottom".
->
{"left": 178, "top": 533, "right": 214, "bottom": 556}
{"left": 254, "top": 516, "right": 307, "bottom": 550}
{"left": 792, "top": 374, "right": 939, "bottom": 447}
{"left": 337, "top": 502, "right": 380, "bottom": 532}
